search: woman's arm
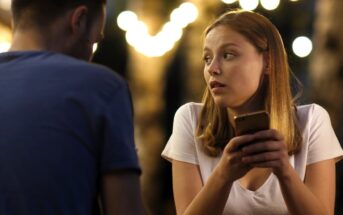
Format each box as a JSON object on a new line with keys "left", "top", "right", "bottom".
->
{"left": 278, "top": 159, "right": 335, "bottom": 215}
{"left": 173, "top": 160, "right": 231, "bottom": 215}
{"left": 242, "top": 129, "right": 335, "bottom": 215}
{"left": 172, "top": 135, "right": 255, "bottom": 215}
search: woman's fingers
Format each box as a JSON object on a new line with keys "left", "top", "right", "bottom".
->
{"left": 241, "top": 140, "right": 280, "bottom": 155}
{"left": 227, "top": 129, "right": 284, "bottom": 153}
{"left": 248, "top": 160, "right": 280, "bottom": 168}
{"left": 253, "top": 129, "right": 284, "bottom": 141}
{"left": 242, "top": 151, "right": 281, "bottom": 163}
{"left": 224, "top": 134, "right": 256, "bottom": 153}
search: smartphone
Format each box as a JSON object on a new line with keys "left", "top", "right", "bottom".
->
{"left": 234, "top": 111, "right": 270, "bottom": 136}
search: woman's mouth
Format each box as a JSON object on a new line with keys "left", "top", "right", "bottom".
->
{"left": 210, "top": 80, "right": 226, "bottom": 89}
{"left": 210, "top": 80, "right": 226, "bottom": 93}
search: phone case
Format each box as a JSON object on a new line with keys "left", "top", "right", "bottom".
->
{"left": 234, "top": 111, "right": 270, "bottom": 135}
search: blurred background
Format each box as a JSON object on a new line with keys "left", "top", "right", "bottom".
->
{"left": 1, "top": 0, "right": 343, "bottom": 214}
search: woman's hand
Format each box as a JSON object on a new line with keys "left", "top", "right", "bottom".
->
{"left": 239, "top": 129, "right": 291, "bottom": 178}
{"left": 216, "top": 134, "right": 257, "bottom": 183}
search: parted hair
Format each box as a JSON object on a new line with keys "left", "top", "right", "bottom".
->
{"left": 11, "top": 0, "right": 106, "bottom": 29}
{"left": 196, "top": 10, "right": 303, "bottom": 156}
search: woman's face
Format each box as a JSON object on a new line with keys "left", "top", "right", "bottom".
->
{"left": 203, "top": 25, "right": 266, "bottom": 111}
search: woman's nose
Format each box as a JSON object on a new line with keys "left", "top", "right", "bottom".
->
{"left": 208, "top": 60, "right": 221, "bottom": 75}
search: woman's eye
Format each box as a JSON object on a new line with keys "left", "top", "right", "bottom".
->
{"left": 203, "top": 56, "right": 212, "bottom": 65}
{"left": 223, "top": 53, "right": 234, "bottom": 60}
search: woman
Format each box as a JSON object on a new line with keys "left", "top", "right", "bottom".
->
{"left": 162, "top": 10, "right": 343, "bottom": 215}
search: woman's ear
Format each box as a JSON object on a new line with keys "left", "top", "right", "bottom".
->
{"left": 263, "top": 52, "right": 270, "bottom": 74}
{"left": 69, "top": 6, "right": 88, "bottom": 35}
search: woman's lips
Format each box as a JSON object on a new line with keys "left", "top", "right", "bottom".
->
{"left": 210, "top": 80, "right": 226, "bottom": 88}
{"left": 210, "top": 80, "right": 226, "bottom": 93}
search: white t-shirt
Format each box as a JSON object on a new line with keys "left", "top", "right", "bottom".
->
{"left": 162, "top": 102, "right": 343, "bottom": 215}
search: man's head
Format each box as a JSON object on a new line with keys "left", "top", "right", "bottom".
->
{"left": 11, "top": 0, "right": 107, "bottom": 61}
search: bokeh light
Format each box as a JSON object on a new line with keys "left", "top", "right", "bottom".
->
{"left": 0, "top": 0, "right": 11, "bottom": 10}
{"left": 239, "top": 0, "right": 259, "bottom": 11}
{"left": 222, "top": 0, "right": 237, "bottom": 4}
{"left": 178, "top": 2, "right": 198, "bottom": 26}
{"left": 92, "top": 43, "right": 98, "bottom": 53}
{"left": 117, "top": 2, "right": 198, "bottom": 57}
{"left": 0, "top": 42, "right": 10, "bottom": 53}
{"left": 292, "top": 36, "right": 313, "bottom": 58}
{"left": 117, "top": 11, "right": 138, "bottom": 31}
{"left": 260, "top": 0, "right": 280, "bottom": 10}
{"left": 125, "top": 21, "right": 149, "bottom": 46}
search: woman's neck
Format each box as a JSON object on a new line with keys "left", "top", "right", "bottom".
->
{"left": 228, "top": 76, "right": 268, "bottom": 127}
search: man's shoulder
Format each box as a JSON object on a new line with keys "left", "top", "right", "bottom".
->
{"left": 1, "top": 51, "right": 128, "bottom": 95}
{"left": 1, "top": 51, "right": 121, "bottom": 79}
{"left": 49, "top": 53, "right": 124, "bottom": 82}
{"left": 34, "top": 52, "right": 127, "bottom": 90}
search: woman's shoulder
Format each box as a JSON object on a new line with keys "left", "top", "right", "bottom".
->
{"left": 173, "top": 102, "right": 203, "bottom": 125}
{"left": 297, "top": 103, "right": 329, "bottom": 118}
{"left": 296, "top": 103, "right": 331, "bottom": 127}
{"left": 296, "top": 104, "right": 342, "bottom": 164}
{"left": 175, "top": 102, "right": 203, "bottom": 115}
{"left": 178, "top": 102, "right": 203, "bottom": 110}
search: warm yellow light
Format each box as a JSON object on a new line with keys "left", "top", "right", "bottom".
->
{"left": 125, "top": 21, "right": 149, "bottom": 46}
{"left": 0, "top": 0, "right": 11, "bottom": 11}
{"left": 0, "top": 42, "right": 10, "bottom": 53}
{"left": 179, "top": 2, "right": 198, "bottom": 25}
{"left": 222, "top": 0, "right": 237, "bottom": 4}
{"left": 260, "top": 0, "right": 280, "bottom": 10}
{"left": 161, "top": 22, "right": 183, "bottom": 42}
{"left": 127, "top": 26, "right": 179, "bottom": 58}
{"left": 292, "top": 36, "right": 312, "bottom": 58}
{"left": 117, "top": 11, "right": 138, "bottom": 31}
{"left": 239, "top": 0, "right": 259, "bottom": 11}
{"left": 170, "top": 3, "right": 198, "bottom": 29}
{"left": 92, "top": 43, "right": 98, "bottom": 53}
{"left": 136, "top": 36, "right": 174, "bottom": 57}
{"left": 118, "top": 3, "right": 198, "bottom": 57}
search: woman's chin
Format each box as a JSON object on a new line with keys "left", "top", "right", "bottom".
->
{"left": 213, "top": 98, "right": 232, "bottom": 108}
{"left": 213, "top": 98, "right": 245, "bottom": 110}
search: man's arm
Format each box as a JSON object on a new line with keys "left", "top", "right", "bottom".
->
{"left": 100, "top": 170, "right": 145, "bottom": 215}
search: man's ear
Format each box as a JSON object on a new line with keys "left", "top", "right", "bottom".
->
{"left": 69, "top": 6, "right": 88, "bottom": 35}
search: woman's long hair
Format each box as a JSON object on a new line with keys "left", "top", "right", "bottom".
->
{"left": 196, "top": 10, "right": 302, "bottom": 156}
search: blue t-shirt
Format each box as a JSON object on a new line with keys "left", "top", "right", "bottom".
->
{"left": 0, "top": 51, "right": 140, "bottom": 215}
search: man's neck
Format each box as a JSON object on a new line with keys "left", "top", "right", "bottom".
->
{"left": 10, "top": 30, "right": 53, "bottom": 51}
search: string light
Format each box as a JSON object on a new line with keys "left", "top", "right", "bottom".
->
{"left": 117, "top": 2, "right": 198, "bottom": 57}
{"left": 292, "top": 36, "right": 312, "bottom": 58}
{"left": 0, "top": 0, "right": 11, "bottom": 10}
{"left": 221, "top": 0, "right": 237, "bottom": 4}
{"left": 0, "top": 42, "right": 10, "bottom": 53}
{"left": 116, "top": 0, "right": 305, "bottom": 57}
{"left": 239, "top": 0, "right": 259, "bottom": 11}
{"left": 92, "top": 43, "right": 98, "bottom": 53}
{"left": 117, "top": 11, "right": 138, "bottom": 31}
{"left": 0, "top": 0, "right": 306, "bottom": 59}
{"left": 260, "top": 0, "right": 280, "bottom": 11}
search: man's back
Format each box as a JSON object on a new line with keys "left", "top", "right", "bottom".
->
{"left": 0, "top": 51, "right": 140, "bottom": 215}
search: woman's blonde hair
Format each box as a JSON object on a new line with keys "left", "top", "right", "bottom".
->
{"left": 196, "top": 10, "right": 302, "bottom": 156}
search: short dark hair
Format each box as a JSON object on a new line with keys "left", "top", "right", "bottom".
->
{"left": 11, "top": 0, "right": 106, "bottom": 29}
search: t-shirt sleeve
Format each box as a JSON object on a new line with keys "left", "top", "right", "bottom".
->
{"left": 307, "top": 104, "right": 343, "bottom": 165}
{"left": 100, "top": 85, "right": 140, "bottom": 173}
{"left": 161, "top": 103, "right": 199, "bottom": 165}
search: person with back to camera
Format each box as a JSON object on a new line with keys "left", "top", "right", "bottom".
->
{"left": 162, "top": 9, "right": 343, "bottom": 215}
{"left": 0, "top": 0, "right": 144, "bottom": 214}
